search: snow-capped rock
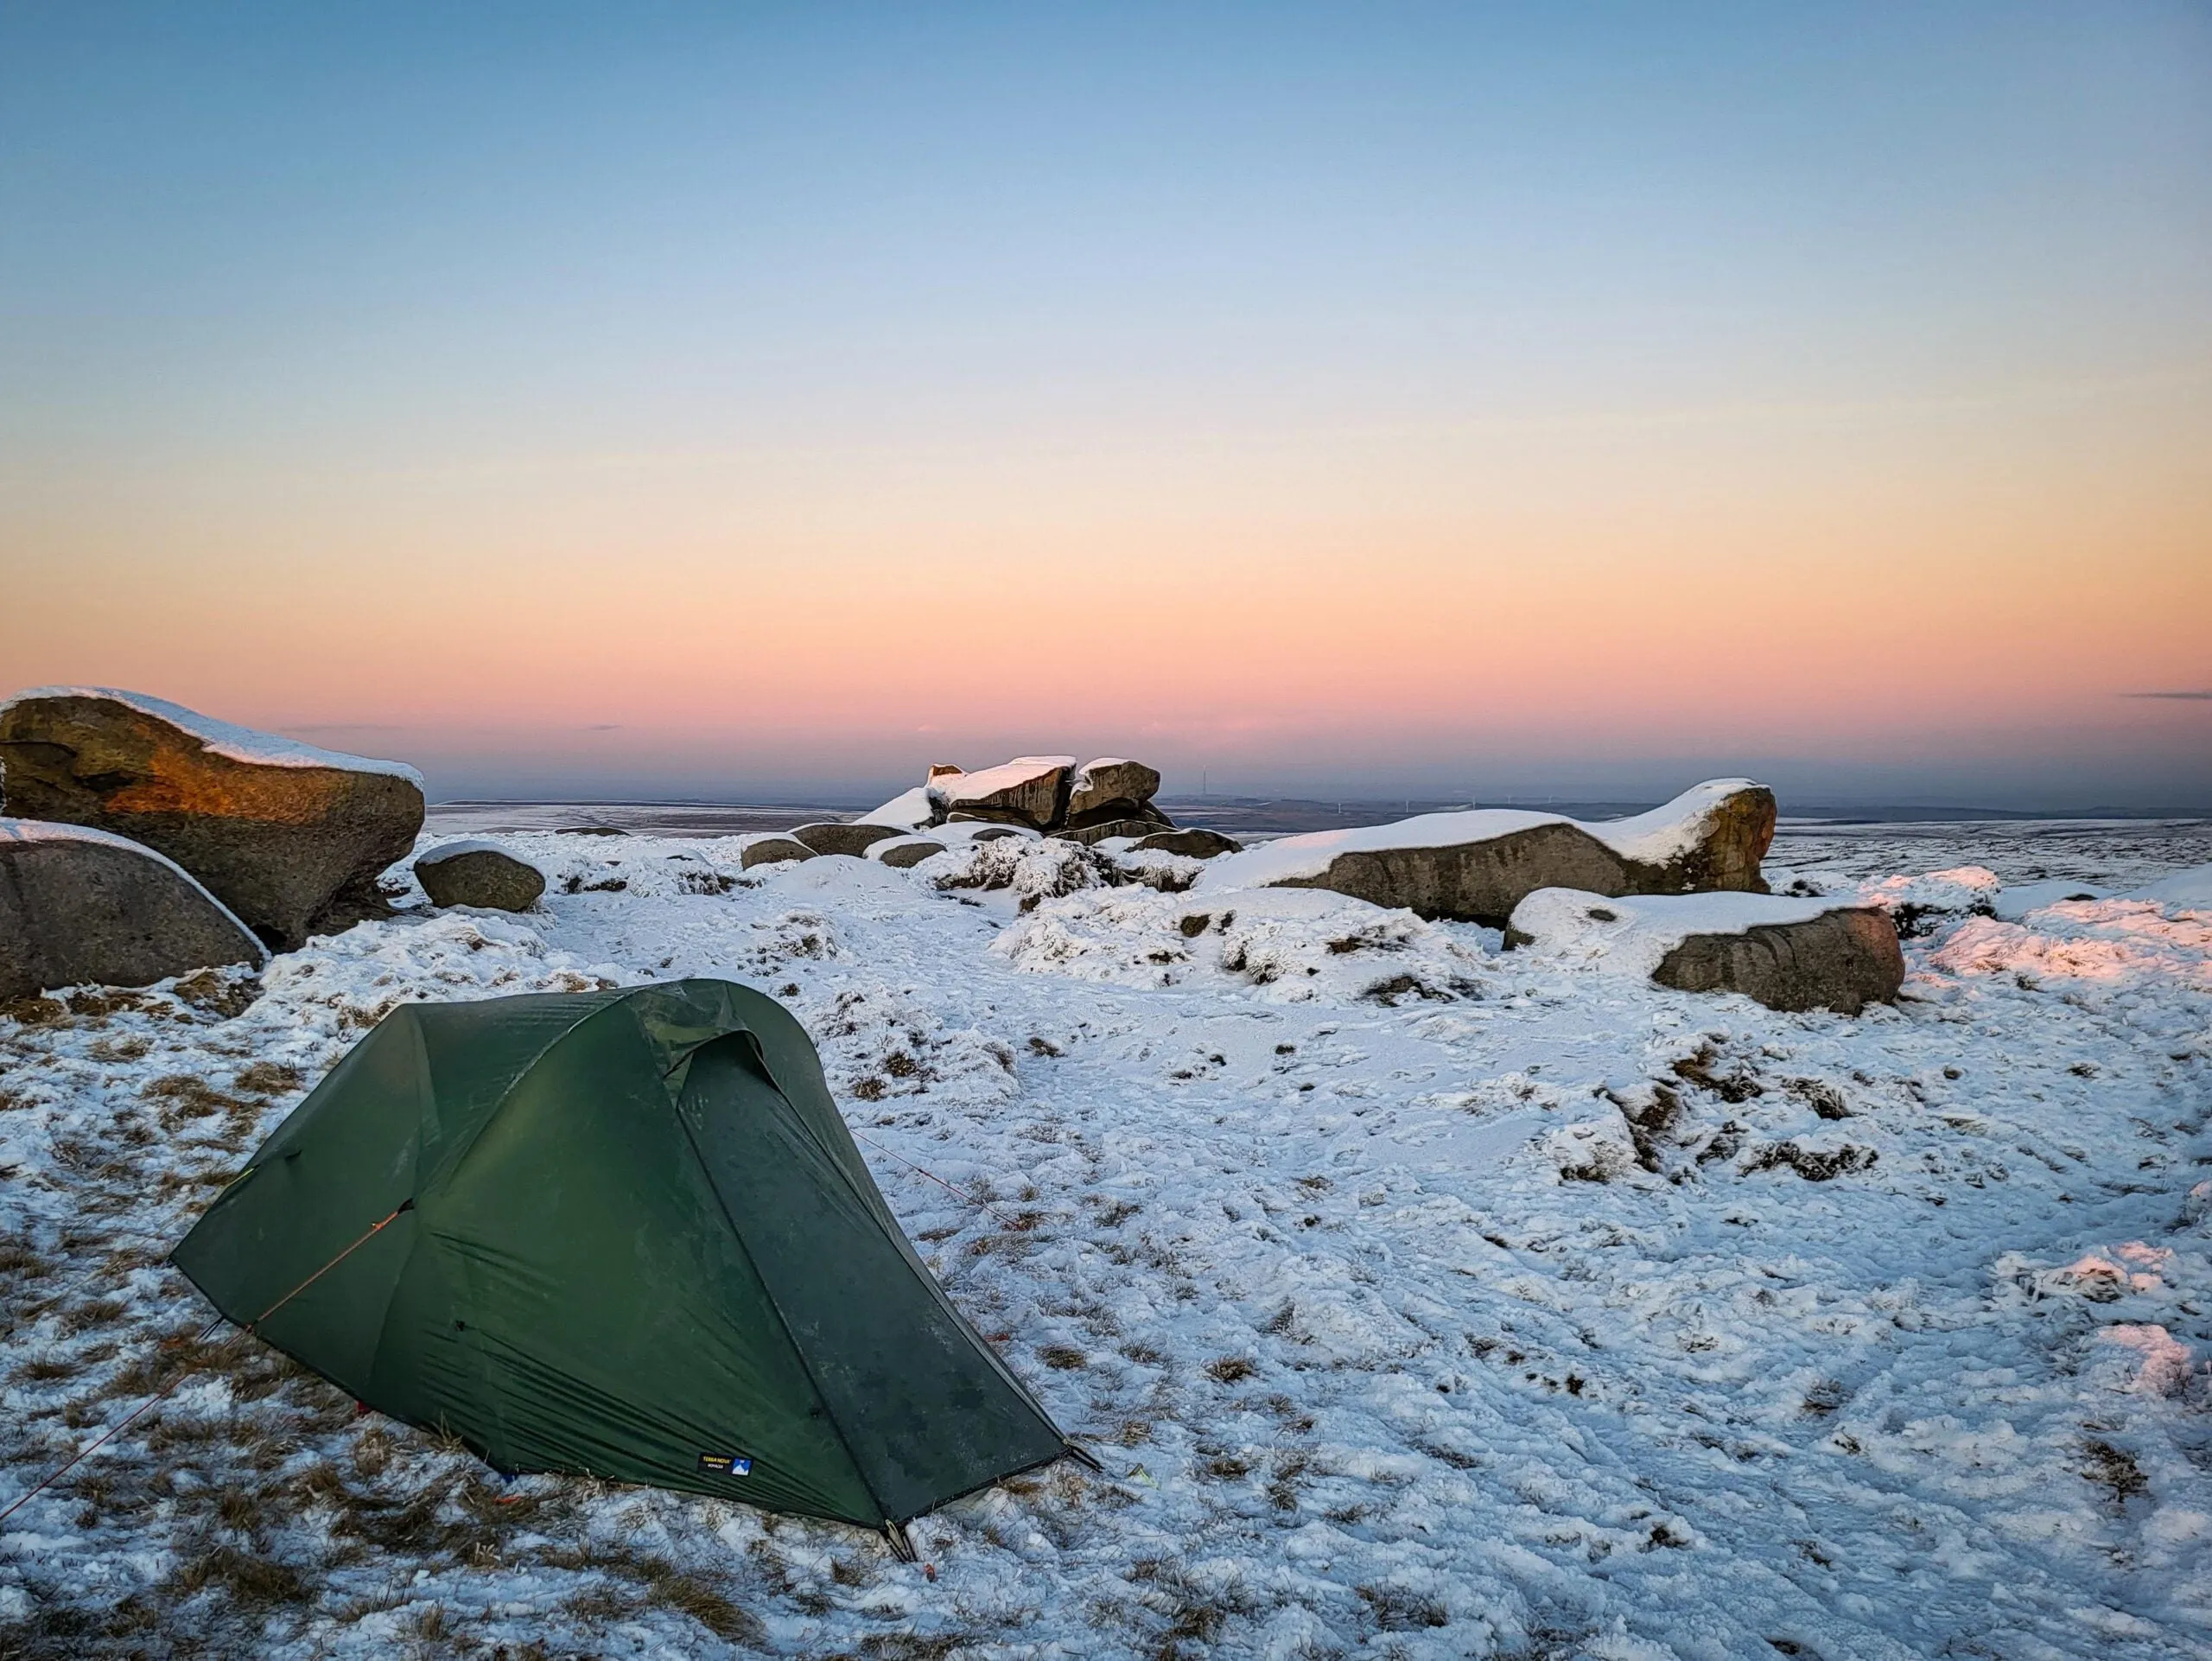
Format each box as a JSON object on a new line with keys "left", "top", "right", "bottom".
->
{"left": 413, "top": 841, "right": 546, "bottom": 913}
{"left": 1506, "top": 886, "right": 1904, "bottom": 1014}
{"left": 0, "top": 686, "right": 425, "bottom": 950}
{"left": 1201, "top": 780, "right": 1777, "bottom": 925}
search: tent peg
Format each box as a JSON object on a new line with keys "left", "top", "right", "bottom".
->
{"left": 1063, "top": 1441, "right": 1106, "bottom": 1473}
{"left": 884, "top": 1521, "right": 918, "bottom": 1562}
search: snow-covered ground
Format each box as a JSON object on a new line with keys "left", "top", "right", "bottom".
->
{"left": 2, "top": 821, "right": 2209, "bottom": 1658}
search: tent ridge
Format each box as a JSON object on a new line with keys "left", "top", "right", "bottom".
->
{"left": 416, "top": 992, "right": 634, "bottom": 1200}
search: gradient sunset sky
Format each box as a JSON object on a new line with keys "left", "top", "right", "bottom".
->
{"left": 4, "top": 3, "right": 2208, "bottom": 808}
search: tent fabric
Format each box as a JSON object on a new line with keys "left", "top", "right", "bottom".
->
{"left": 171, "top": 978, "right": 1071, "bottom": 1529}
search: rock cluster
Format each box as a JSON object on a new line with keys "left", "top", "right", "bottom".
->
{"left": 864, "top": 756, "right": 1177, "bottom": 838}
{"left": 791, "top": 822, "right": 906, "bottom": 859}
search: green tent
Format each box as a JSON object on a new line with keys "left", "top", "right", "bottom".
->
{"left": 173, "top": 978, "right": 1077, "bottom": 1541}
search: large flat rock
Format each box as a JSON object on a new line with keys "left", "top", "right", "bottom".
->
{"left": 934, "top": 757, "right": 1076, "bottom": 830}
{"left": 1, "top": 818, "right": 264, "bottom": 1002}
{"left": 1506, "top": 886, "right": 1904, "bottom": 1014}
{"left": 1199, "top": 780, "right": 1777, "bottom": 926}
{"left": 0, "top": 688, "right": 425, "bottom": 951}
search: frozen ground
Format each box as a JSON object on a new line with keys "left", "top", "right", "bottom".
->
{"left": 1, "top": 821, "right": 2208, "bottom": 1658}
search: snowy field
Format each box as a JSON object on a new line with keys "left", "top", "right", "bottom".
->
{"left": 2, "top": 819, "right": 2209, "bottom": 1658}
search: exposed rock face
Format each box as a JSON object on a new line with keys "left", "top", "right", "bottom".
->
{"left": 1053, "top": 818, "right": 1161, "bottom": 847}
{"left": 1203, "top": 782, "right": 1776, "bottom": 926}
{"left": 0, "top": 689, "right": 426, "bottom": 951}
{"left": 871, "top": 837, "right": 947, "bottom": 869}
{"left": 414, "top": 844, "right": 544, "bottom": 912}
{"left": 1, "top": 819, "right": 264, "bottom": 1002}
{"left": 1653, "top": 909, "right": 1904, "bottom": 1015}
{"left": 1656, "top": 786, "right": 1777, "bottom": 893}
{"left": 1133, "top": 828, "right": 1242, "bottom": 858}
{"left": 936, "top": 758, "right": 1074, "bottom": 830}
{"left": 1270, "top": 822, "right": 1634, "bottom": 926}
{"left": 740, "top": 837, "right": 816, "bottom": 869}
{"left": 790, "top": 822, "right": 906, "bottom": 858}
{"left": 1065, "top": 759, "right": 1166, "bottom": 830}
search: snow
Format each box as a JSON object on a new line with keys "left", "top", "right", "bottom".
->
{"left": 1996, "top": 878, "right": 2112, "bottom": 920}
{"left": 1506, "top": 887, "right": 1855, "bottom": 980}
{"left": 1203, "top": 780, "right": 1762, "bottom": 892}
{"left": 1857, "top": 865, "right": 2001, "bottom": 920}
{"left": 0, "top": 816, "right": 267, "bottom": 969}
{"left": 2133, "top": 862, "right": 2212, "bottom": 910}
{"left": 1, "top": 818, "right": 2209, "bottom": 1657}
{"left": 858, "top": 786, "right": 938, "bottom": 830}
{"left": 1, "top": 686, "right": 426, "bottom": 786}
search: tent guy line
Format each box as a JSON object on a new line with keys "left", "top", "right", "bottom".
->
{"left": 0, "top": 1203, "right": 411, "bottom": 1528}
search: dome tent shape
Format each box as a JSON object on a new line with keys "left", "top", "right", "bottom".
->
{"left": 172, "top": 978, "right": 1076, "bottom": 1537}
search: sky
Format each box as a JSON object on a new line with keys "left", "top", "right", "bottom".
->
{"left": 3, "top": 3, "right": 2208, "bottom": 810}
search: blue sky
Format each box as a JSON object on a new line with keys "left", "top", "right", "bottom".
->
{"left": 4, "top": 4, "right": 2208, "bottom": 807}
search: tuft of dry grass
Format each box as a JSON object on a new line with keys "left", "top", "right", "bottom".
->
{"left": 645, "top": 1566, "right": 765, "bottom": 1644}
{"left": 353, "top": 1423, "right": 394, "bottom": 1479}
{"left": 57, "top": 1297, "right": 128, "bottom": 1335}
{"left": 2082, "top": 1438, "right": 2148, "bottom": 1509}
{"left": 234, "top": 1061, "right": 304, "bottom": 1096}
{"left": 164, "top": 1542, "right": 311, "bottom": 1608}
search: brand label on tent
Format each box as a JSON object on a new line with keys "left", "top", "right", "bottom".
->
{"left": 697, "top": 1452, "right": 753, "bottom": 1478}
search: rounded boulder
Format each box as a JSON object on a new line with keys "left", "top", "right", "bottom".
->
{"left": 741, "top": 837, "right": 817, "bottom": 869}
{"left": 791, "top": 822, "right": 907, "bottom": 858}
{"left": 1, "top": 818, "right": 264, "bottom": 1003}
{"left": 415, "top": 844, "right": 545, "bottom": 912}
